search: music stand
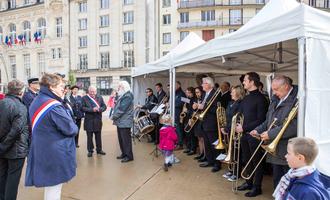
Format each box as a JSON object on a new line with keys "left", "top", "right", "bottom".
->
{"left": 149, "top": 113, "right": 161, "bottom": 158}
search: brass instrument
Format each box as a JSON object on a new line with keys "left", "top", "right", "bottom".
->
{"left": 241, "top": 101, "right": 298, "bottom": 180}
{"left": 184, "top": 109, "right": 200, "bottom": 133}
{"left": 215, "top": 105, "right": 227, "bottom": 150}
{"left": 179, "top": 103, "right": 187, "bottom": 124}
{"left": 221, "top": 112, "right": 244, "bottom": 193}
{"left": 198, "top": 88, "right": 221, "bottom": 121}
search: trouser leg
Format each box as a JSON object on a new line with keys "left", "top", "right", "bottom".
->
{"left": 4, "top": 158, "right": 25, "bottom": 200}
{"left": 86, "top": 131, "right": 94, "bottom": 153}
{"left": 95, "top": 131, "right": 102, "bottom": 152}
{"left": 119, "top": 128, "right": 134, "bottom": 160}
{"left": 44, "top": 184, "right": 62, "bottom": 200}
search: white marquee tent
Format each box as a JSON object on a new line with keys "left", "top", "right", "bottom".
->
{"left": 132, "top": 0, "right": 330, "bottom": 175}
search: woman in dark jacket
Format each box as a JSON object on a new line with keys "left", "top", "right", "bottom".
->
{"left": 25, "top": 73, "right": 78, "bottom": 199}
{"left": 0, "top": 80, "right": 29, "bottom": 200}
{"left": 221, "top": 85, "right": 245, "bottom": 181}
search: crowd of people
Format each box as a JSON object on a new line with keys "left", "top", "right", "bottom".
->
{"left": 0, "top": 71, "right": 329, "bottom": 200}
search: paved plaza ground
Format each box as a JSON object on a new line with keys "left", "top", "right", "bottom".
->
{"left": 17, "top": 118, "right": 273, "bottom": 200}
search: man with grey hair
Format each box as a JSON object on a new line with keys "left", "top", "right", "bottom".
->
{"left": 250, "top": 75, "right": 297, "bottom": 190}
{"left": 82, "top": 86, "right": 107, "bottom": 157}
{"left": 0, "top": 80, "right": 29, "bottom": 200}
{"left": 112, "top": 80, "right": 134, "bottom": 163}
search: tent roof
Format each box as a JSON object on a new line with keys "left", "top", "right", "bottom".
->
{"left": 131, "top": 32, "right": 205, "bottom": 77}
{"left": 173, "top": 0, "right": 330, "bottom": 71}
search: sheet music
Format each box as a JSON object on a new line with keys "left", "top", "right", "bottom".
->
{"left": 181, "top": 97, "right": 190, "bottom": 103}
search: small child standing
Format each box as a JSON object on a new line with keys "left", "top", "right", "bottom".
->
{"left": 273, "top": 137, "right": 330, "bottom": 200}
{"left": 158, "top": 116, "right": 178, "bottom": 171}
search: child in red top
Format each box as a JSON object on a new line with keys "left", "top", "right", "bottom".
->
{"left": 159, "top": 115, "right": 178, "bottom": 171}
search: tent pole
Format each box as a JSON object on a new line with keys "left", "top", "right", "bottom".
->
{"left": 169, "top": 68, "right": 173, "bottom": 123}
{"left": 298, "top": 37, "right": 306, "bottom": 137}
{"left": 172, "top": 67, "right": 176, "bottom": 125}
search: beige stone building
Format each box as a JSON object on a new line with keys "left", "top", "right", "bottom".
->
{"left": 0, "top": 0, "right": 69, "bottom": 84}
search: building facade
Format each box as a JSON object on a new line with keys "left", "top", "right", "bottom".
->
{"left": 0, "top": 0, "right": 70, "bottom": 84}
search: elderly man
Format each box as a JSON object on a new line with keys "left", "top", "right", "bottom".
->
{"left": 82, "top": 86, "right": 107, "bottom": 157}
{"left": 112, "top": 81, "right": 134, "bottom": 163}
{"left": 250, "top": 75, "right": 297, "bottom": 189}
{"left": 22, "top": 78, "right": 40, "bottom": 109}
{"left": 0, "top": 80, "right": 29, "bottom": 200}
{"left": 70, "top": 85, "right": 84, "bottom": 148}
{"left": 194, "top": 77, "right": 222, "bottom": 173}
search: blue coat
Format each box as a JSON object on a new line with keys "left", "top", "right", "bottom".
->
{"left": 22, "top": 89, "right": 38, "bottom": 109}
{"left": 284, "top": 170, "right": 330, "bottom": 200}
{"left": 25, "top": 86, "right": 78, "bottom": 187}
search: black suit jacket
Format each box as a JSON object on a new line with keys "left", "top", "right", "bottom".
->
{"left": 200, "top": 89, "right": 221, "bottom": 132}
{"left": 82, "top": 95, "right": 107, "bottom": 132}
{"left": 221, "top": 91, "right": 232, "bottom": 109}
{"left": 156, "top": 90, "right": 166, "bottom": 104}
{"left": 142, "top": 94, "right": 158, "bottom": 111}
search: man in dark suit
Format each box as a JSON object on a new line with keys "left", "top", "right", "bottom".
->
{"left": 195, "top": 77, "right": 221, "bottom": 173}
{"left": 22, "top": 78, "right": 39, "bottom": 110}
{"left": 220, "top": 81, "right": 232, "bottom": 109}
{"left": 155, "top": 83, "right": 166, "bottom": 104}
{"left": 82, "top": 86, "right": 107, "bottom": 157}
{"left": 69, "top": 85, "right": 84, "bottom": 148}
{"left": 141, "top": 88, "right": 158, "bottom": 112}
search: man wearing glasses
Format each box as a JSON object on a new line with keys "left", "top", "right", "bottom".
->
{"left": 141, "top": 88, "right": 158, "bottom": 112}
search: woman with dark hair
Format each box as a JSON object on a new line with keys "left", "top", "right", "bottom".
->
{"left": 25, "top": 73, "right": 78, "bottom": 200}
{"left": 193, "top": 86, "right": 206, "bottom": 162}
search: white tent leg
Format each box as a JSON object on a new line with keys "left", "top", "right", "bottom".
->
{"left": 172, "top": 68, "right": 176, "bottom": 125}
{"left": 169, "top": 68, "right": 173, "bottom": 123}
{"left": 298, "top": 37, "right": 306, "bottom": 137}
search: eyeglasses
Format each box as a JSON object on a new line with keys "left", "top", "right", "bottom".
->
{"left": 146, "top": 91, "right": 151, "bottom": 93}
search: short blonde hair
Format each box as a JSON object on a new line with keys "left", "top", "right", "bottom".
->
{"left": 231, "top": 85, "right": 245, "bottom": 100}
{"left": 288, "top": 137, "right": 318, "bottom": 165}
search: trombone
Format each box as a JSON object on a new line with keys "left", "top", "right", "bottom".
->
{"left": 221, "top": 112, "right": 244, "bottom": 192}
{"left": 241, "top": 101, "right": 298, "bottom": 180}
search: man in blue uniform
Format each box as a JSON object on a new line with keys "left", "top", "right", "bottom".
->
{"left": 22, "top": 78, "right": 40, "bottom": 109}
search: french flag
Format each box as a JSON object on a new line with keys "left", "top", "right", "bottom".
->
{"left": 22, "top": 35, "right": 26, "bottom": 45}
{"left": 5, "top": 36, "right": 12, "bottom": 47}
{"left": 15, "top": 36, "right": 19, "bottom": 45}
{"left": 34, "top": 32, "right": 42, "bottom": 43}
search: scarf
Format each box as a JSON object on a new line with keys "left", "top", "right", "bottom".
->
{"left": 273, "top": 166, "right": 316, "bottom": 200}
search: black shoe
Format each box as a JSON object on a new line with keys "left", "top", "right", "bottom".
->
{"left": 87, "top": 152, "right": 93, "bottom": 157}
{"left": 198, "top": 157, "right": 207, "bottom": 163}
{"left": 187, "top": 151, "right": 196, "bottom": 156}
{"left": 245, "top": 187, "right": 262, "bottom": 197}
{"left": 237, "top": 182, "right": 253, "bottom": 191}
{"left": 194, "top": 154, "right": 204, "bottom": 160}
{"left": 183, "top": 149, "right": 190, "bottom": 153}
{"left": 168, "top": 163, "right": 172, "bottom": 167}
{"left": 116, "top": 155, "right": 125, "bottom": 159}
{"left": 76, "top": 145, "right": 80, "bottom": 148}
{"left": 163, "top": 163, "right": 169, "bottom": 172}
{"left": 211, "top": 165, "right": 221, "bottom": 173}
{"left": 121, "top": 157, "right": 133, "bottom": 163}
{"left": 97, "top": 151, "right": 106, "bottom": 155}
{"left": 199, "top": 162, "right": 213, "bottom": 167}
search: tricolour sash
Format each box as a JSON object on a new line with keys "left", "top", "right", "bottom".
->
{"left": 87, "top": 94, "right": 100, "bottom": 108}
{"left": 31, "top": 99, "right": 61, "bottom": 132}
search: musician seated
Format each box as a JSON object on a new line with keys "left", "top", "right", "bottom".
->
{"left": 273, "top": 137, "right": 330, "bottom": 200}
{"left": 141, "top": 88, "right": 158, "bottom": 112}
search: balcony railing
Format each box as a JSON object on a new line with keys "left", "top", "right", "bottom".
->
{"left": 178, "top": 0, "right": 268, "bottom": 9}
{"left": 0, "top": 0, "right": 44, "bottom": 12}
{"left": 177, "top": 17, "right": 252, "bottom": 29}
{"left": 307, "top": 0, "right": 330, "bottom": 9}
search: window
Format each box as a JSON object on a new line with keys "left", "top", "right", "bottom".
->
{"left": 100, "top": 52, "right": 110, "bottom": 69}
{"left": 163, "top": 14, "right": 171, "bottom": 25}
{"left": 37, "top": 18, "right": 46, "bottom": 38}
{"left": 56, "top": 17, "right": 62, "bottom": 38}
{"left": 100, "top": 15, "right": 110, "bottom": 27}
{"left": 8, "top": 0, "right": 16, "bottom": 9}
{"left": 123, "top": 0, "right": 133, "bottom": 5}
{"left": 229, "top": 9, "right": 242, "bottom": 25}
{"left": 163, "top": 51, "right": 169, "bottom": 56}
{"left": 0, "top": 27, "right": 3, "bottom": 44}
{"left": 9, "top": 23, "right": 16, "bottom": 44}
{"left": 229, "top": 0, "right": 241, "bottom": 5}
{"left": 163, "top": 0, "right": 170, "bottom": 7}
{"left": 123, "top": 31, "right": 134, "bottom": 43}
{"left": 79, "top": 19, "right": 87, "bottom": 30}
{"left": 201, "top": 10, "right": 215, "bottom": 21}
{"left": 100, "top": 33, "right": 109, "bottom": 46}
{"left": 79, "top": 36, "right": 87, "bottom": 48}
{"left": 24, "top": 0, "right": 30, "bottom": 5}
{"left": 38, "top": 52, "right": 45, "bottom": 75}
{"left": 120, "top": 76, "right": 131, "bottom": 85}
{"left": 229, "top": 29, "right": 237, "bottom": 33}
{"left": 58, "top": 48, "right": 62, "bottom": 58}
{"left": 180, "top": 12, "right": 189, "bottom": 23}
{"left": 123, "top": 11, "right": 134, "bottom": 24}
{"left": 96, "top": 76, "right": 112, "bottom": 95}
{"left": 202, "top": 30, "right": 214, "bottom": 41}
{"left": 51, "top": 48, "right": 56, "bottom": 59}
{"left": 100, "top": 0, "right": 109, "bottom": 9}
{"left": 23, "top": 54, "right": 31, "bottom": 79}
{"left": 23, "top": 21, "right": 31, "bottom": 42}
{"left": 256, "top": 8, "right": 261, "bottom": 14}
{"left": 76, "top": 77, "right": 90, "bottom": 92}
{"left": 79, "top": 54, "right": 88, "bottom": 70}
{"left": 180, "top": 31, "right": 189, "bottom": 41}
{"left": 79, "top": 1, "right": 87, "bottom": 12}
{"left": 162, "top": 33, "right": 171, "bottom": 44}
{"left": 123, "top": 50, "right": 134, "bottom": 68}
{"left": 9, "top": 56, "right": 16, "bottom": 79}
